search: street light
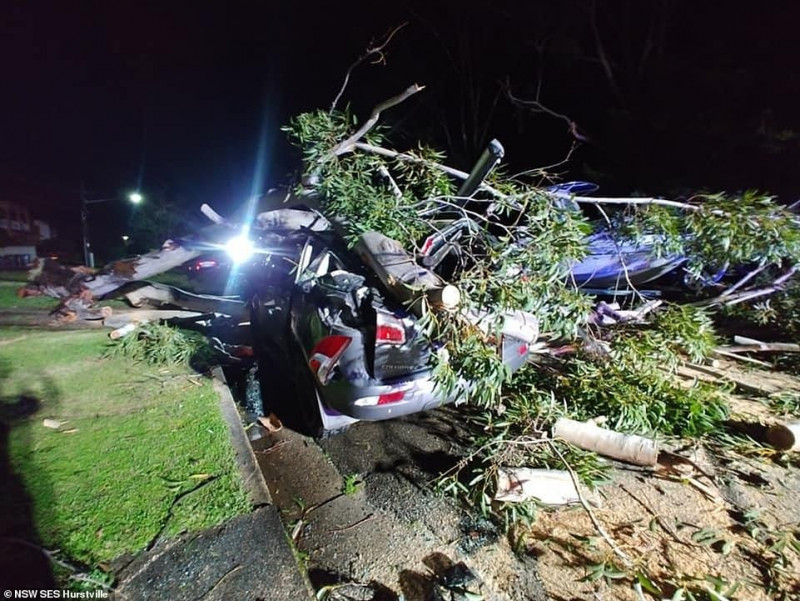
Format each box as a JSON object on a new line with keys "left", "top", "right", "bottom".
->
{"left": 81, "top": 184, "right": 144, "bottom": 267}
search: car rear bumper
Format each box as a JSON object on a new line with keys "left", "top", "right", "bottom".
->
{"left": 319, "top": 371, "right": 462, "bottom": 421}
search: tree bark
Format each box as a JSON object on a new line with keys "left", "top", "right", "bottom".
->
{"left": 356, "top": 231, "right": 460, "bottom": 315}
{"left": 553, "top": 418, "right": 659, "bottom": 466}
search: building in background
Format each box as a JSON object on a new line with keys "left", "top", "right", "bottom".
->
{"left": 0, "top": 200, "right": 54, "bottom": 269}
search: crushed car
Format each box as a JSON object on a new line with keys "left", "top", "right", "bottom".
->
{"left": 19, "top": 138, "right": 753, "bottom": 437}
{"left": 221, "top": 204, "right": 539, "bottom": 436}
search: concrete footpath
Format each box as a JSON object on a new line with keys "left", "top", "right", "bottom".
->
{"left": 112, "top": 369, "right": 313, "bottom": 601}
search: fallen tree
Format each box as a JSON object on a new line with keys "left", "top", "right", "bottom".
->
{"left": 20, "top": 70, "right": 800, "bottom": 597}
{"left": 283, "top": 82, "right": 800, "bottom": 402}
{"left": 21, "top": 241, "right": 202, "bottom": 320}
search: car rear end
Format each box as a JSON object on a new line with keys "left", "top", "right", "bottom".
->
{"left": 290, "top": 257, "right": 456, "bottom": 421}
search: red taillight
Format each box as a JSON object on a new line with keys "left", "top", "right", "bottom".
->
{"left": 308, "top": 335, "right": 351, "bottom": 385}
{"left": 420, "top": 235, "right": 435, "bottom": 256}
{"left": 376, "top": 312, "right": 406, "bottom": 345}
{"left": 377, "top": 390, "right": 405, "bottom": 405}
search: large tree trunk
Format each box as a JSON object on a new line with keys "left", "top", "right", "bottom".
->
{"left": 23, "top": 241, "right": 202, "bottom": 320}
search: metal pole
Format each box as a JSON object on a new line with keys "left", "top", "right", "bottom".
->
{"left": 80, "top": 181, "right": 91, "bottom": 267}
{"left": 456, "top": 139, "right": 505, "bottom": 201}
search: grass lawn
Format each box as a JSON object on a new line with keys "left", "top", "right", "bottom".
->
{"left": 0, "top": 270, "right": 31, "bottom": 282}
{"left": 0, "top": 328, "right": 251, "bottom": 569}
{"left": 0, "top": 281, "right": 58, "bottom": 310}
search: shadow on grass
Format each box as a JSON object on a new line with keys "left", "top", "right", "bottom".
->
{"left": 0, "top": 357, "right": 58, "bottom": 589}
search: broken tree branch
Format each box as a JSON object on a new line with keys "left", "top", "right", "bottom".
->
{"left": 720, "top": 263, "right": 768, "bottom": 297}
{"left": 327, "top": 84, "right": 425, "bottom": 160}
{"left": 549, "top": 442, "right": 635, "bottom": 570}
{"left": 506, "top": 81, "right": 590, "bottom": 143}
{"left": 330, "top": 23, "right": 408, "bottom": 114}
{"left": 572, "top": 195, "right": 702, "bottom": 211}
{"left": 353, "top": 142, "right": 509, "bottom": 200}
{"left": 378, "top": 165, "right": 403, "bottom": 200}
{"left": 698, "top": 265, "right": 798, "bottom": 308}
{"left": 717, "top": 342, "right": 800, "bottom": 354}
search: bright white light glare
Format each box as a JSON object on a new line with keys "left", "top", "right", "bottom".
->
{"left": 129, "top": 192, "right": 143, "bottom": 204}
{"left": 225, "top": 235, "right": 255, "bottom": 263}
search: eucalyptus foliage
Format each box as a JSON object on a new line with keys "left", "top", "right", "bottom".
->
{"left": 105, "top": 323, "right": 212, "bottom": 367}
{"left": 623, "top": 190, "right": 800, "bottom": 279}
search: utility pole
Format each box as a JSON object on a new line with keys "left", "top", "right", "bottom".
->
{"left": 80, "top": 184, "right": 143, "bottom": 268}
{"left": 80, "top": 181, "right": 92, "bottom": 267}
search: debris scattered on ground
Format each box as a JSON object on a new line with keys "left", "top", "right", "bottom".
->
{"left": 257, "top": 413, "right": 283, "bottom": 433}
{"left": 494, "top": 467, "right": 579, "bottom": 505}
{"left": 456, "top": 516, "right": 499, "bottom": 555}
{"left": 109, "top": 322, "right": 142, "bottom": 339}
{"left": 766, "top": 420, "right": 800, "bottom": 451}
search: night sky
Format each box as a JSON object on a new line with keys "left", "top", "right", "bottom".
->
{"left": 3, "top": 1, "right": 799, "bottom": 257}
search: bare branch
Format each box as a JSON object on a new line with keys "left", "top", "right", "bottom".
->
{"left": 506, "top": 82, "right": 590, "bottom": 143}
{"left": 353, "top": 141, "right": 508, "bottom": 199}
{"left": 326, "top": 84, "right": 426, "bottom": 160}
{"left": 378, "top": 165, "right": 403, "bottom": 200}
{"left": 329, "top": 23, "right": 408, "bottom": 114}
{"left": 549, "top": 442, "right": 634, "bottom": 569}
{"left": 508, "top": 142, "right": 579, "bottom": 183}
{"left": 720, "top": 264, "right": 768, "bottom": 297}
{"left": 572, "top": 195, "right": 702, "bottom": 211}
{"left": 698, "top": 266, "right": 798, "bottom": 308}
{"left": 593, "top": 202, "right": 648, "bottom": 303}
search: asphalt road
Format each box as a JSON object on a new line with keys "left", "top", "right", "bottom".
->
{"left": 250, "top": 403, "right": 550, "bottom": 601}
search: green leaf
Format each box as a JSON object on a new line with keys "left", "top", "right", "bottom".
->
{"left": 636, "top": 571, "right": 662, "bottom": 595}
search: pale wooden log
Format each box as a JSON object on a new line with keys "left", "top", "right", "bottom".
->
{"left": 200, "top": 203, "right": 228, "bottom": 225}
{"left": 109, "top": 322, "right": 141, "bottom": 340}
{"left": 718, "top": 343, "right": 800, "bottom": 354}
{"left": 81, "top": 242, "right": 201, "bottom": 299}
{"left": 356, "top": 231, "right": 460, "bottom": 315}
{"left": 494, "top": 468, "right": 579, "bottom": 505}
{"left": 103, "top": 309, "right": 205, "bottom": 330}
{"left": 766, "top": 421, "right": 800, "bottom": 451}
{"left": 553, "top": 418, "right": 659, "bottom": 466}
{"left": 117, "top": 283, "right": 247, "bottom": 319}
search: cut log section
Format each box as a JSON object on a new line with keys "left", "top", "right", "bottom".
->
{"left": 553, "top": 417, "right": 659, "bottom": 466}
{"left": 115, "top": 282, "right": 248, "bottom": 320}
{"left": 766, "top": 421, "right": 800, "bottom": 452}
{"left": 356, "top": 231, "right": 460, "bottom": 315}
{"left": 494, "top": 467, "right": 580, "bottom": 505}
